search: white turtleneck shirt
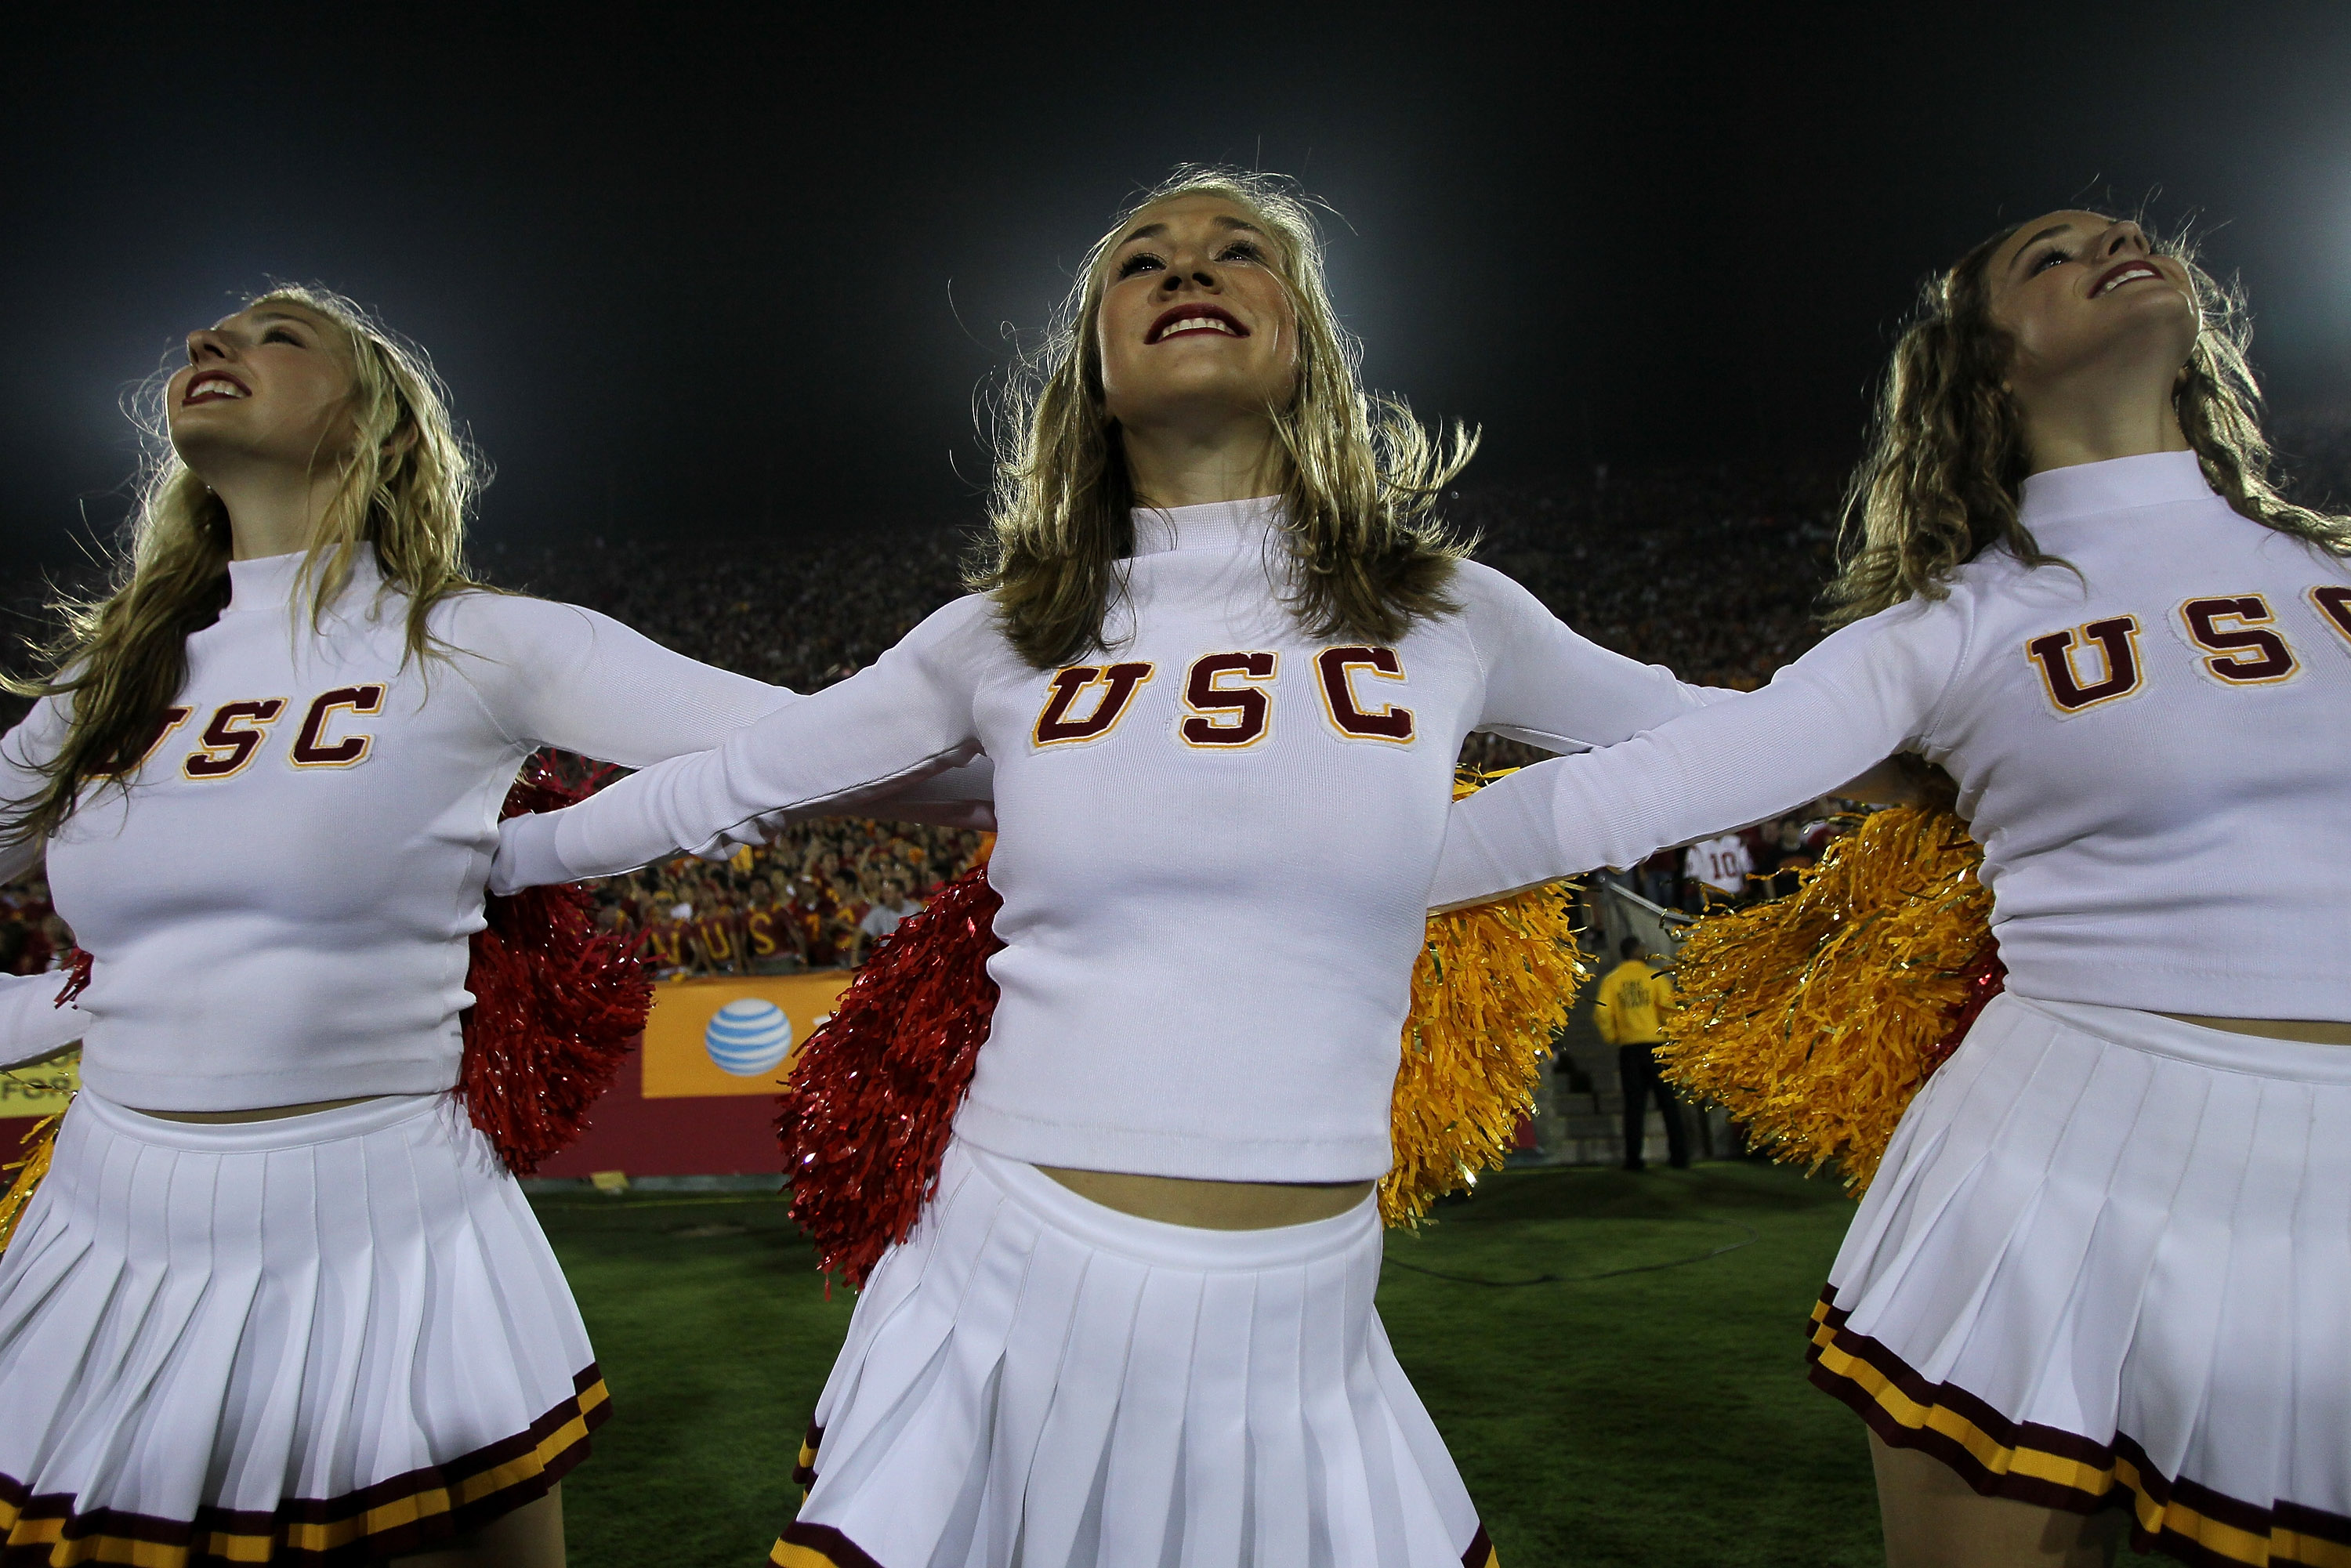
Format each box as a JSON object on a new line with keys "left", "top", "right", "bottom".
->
{"left": 1431, "top": 452, "right": 2351, "bottom": 1022}
{"left": 0, "top": 549, "right": 990, "bottom": 1108}
{"left": 495, "top": 498, "right": 1725, "bottom": 1181}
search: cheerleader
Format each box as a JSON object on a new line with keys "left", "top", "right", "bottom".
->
{"left": 0, "top": 288, "right": 981, "bottom": 1566}
{"left": 1429, "top": 212, "right": 2351, "bottom": 1567}
{"left": 490, "top": 167, "right": 1735, "bottom": 1567}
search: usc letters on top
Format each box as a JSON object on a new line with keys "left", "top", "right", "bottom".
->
{"left": 9, "top": 546, "right": 802, "bottom": 1113}
{"left": 2026, "top": 585, "right": 2349, "bottom": 713}
{"left": 1426, "top": 451, "right": 2351, "bottom": 1027}
{"left": 144, "top": 685, "right": 389, "bottom": 779}
{"left": 1030, "top": 646, "right": 1418, "bottom": 751}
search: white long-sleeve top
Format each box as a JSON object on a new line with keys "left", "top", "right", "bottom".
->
{"left": 0, "top": 547, "right": 990, "bottom": 1106}
{"left": 496, "top": 498, "right": 1723, "bottom": 1180}
{"left": 1431, "top": 452, "right": 2351, "bottom": 1022}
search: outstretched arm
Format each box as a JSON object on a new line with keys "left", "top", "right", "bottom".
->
{"left": 1462, "top": 564, "right": 1737, "bottom": 754}
{"left": 448, "top": 593, "right": 997, "bottom": 830}
{"left": 1430, "top": 604, "right": 1965, "bottom": 909}
{"left": 493, "top": 598, "right": 992, "bottom": 892}
{"left": 448, "top": 593, "right": 793, "bottom": 766}
{"left": 0, "top": 699, "right": 68, "bottom": 889}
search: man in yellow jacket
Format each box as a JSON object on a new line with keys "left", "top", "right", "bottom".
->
{"left": 1594, "top": 936, "right": 1690, "bottom": 1171}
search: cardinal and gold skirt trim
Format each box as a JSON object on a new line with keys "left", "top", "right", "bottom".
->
{"left": 775, "top": 1414, "right": 1500, "bottom": 1568}
{"left": 772, "top": 1517, "right": 1497, "bottom": 1568}
{"left": 0, "top": 1092, "right": 608, "bottom": 1566}
{"left": 1811, "top": 1296, "right": 2349, "bottom": 1568}
{"left": 1811, "top": 994, "right": 2351, "bottom": 1568}
{"left": 0, "top": 1370, "right": 605, "bottom": 1566}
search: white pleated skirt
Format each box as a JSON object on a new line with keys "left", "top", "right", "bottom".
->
{"left": 1810, "top": 993, "right": 2351, "bottom": 1568}
{"left": 775, "top": 1140, "right": 1495, "bottom": 1568}
{"left": 0, "top": 1090, "right": 607, "bottom": 1566}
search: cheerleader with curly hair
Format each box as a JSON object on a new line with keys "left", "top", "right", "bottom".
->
{"left": 1430, "top": 211, "right": 2351, "bottom": 1568}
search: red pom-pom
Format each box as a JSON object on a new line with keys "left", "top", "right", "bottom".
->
{"left": 456, "top": 755, "right": 654, "bottom": 1176}
{"left": 54, "top": 949, "right": 92, "bottom": 1008}
{"left": 776, "top": 864, "right": 1002, "bottom": 1287}
{"left": 1922, "top": 940, "right": 2006, "bottom": 1078}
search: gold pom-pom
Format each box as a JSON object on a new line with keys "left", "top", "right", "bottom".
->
{"left": 1383, "top": 774, "right": 1588, "bottom": 1228}
{"left": 0, "top": 1101, "right": 65, "bottom": 1256}
{"left": 1655, "top": 805, "right": 1998, "bottom": 1193}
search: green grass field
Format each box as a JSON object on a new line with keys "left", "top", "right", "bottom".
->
{"left": 537, "top": 1163, "right": 2147, "bottom": 1567}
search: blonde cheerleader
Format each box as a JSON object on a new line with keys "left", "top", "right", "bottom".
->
{"left": 1431, "top": 212, "right": 2351, "bottom": 1568}
{"left": 0, "top": 288, "right": 979, "bottom": 1566}
{"left": 491, "top": 167, "right": 1735, "bottom": 1568}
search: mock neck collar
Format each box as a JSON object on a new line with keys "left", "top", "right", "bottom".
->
{"left": 222, "top": 544, "right": 384, "bottom": 616}
{"left": 2016, "top": 451, "right": 2215, "bottom": 537}
{"left": 1128, "top": 495, "right": 1281, "bottom": 558}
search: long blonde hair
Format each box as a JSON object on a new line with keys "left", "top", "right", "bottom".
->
{"left": 972, "top": 167, "right": 1476, "bottom": 668}
{"left": 1829, "top": 217, "right": 2351, "bottom": 625}
{"left": 4, "top": 284, "right": 484, "bottom": 844}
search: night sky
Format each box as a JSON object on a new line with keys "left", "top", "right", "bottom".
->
{"left": 8, "top": 3, "right": 2350, "bottom": 570}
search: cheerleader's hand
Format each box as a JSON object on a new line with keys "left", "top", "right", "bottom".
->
{"left": 1427, "top": 761, "right": 1586, "bottom": 912}
{"left": 715, "top": 758, "right": 999, "bottom": 841}
{"left": 864, "top": 755, "right": 997, "bottom": 833}
{"left": 1833, "top": 753, "right": 1960, "bottom": 811}
{"left": 681, "top": 814, "right": 781, "bottom": 864}
{"left": 489, "top": 811, "right": 571, "bottom": 896}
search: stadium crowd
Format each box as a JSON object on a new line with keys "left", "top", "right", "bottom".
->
{"left": 593, "top": 817, "right": 988, "bottom": 980}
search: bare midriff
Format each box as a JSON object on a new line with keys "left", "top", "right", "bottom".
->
{"left": 1037, "top": 1168, "right": 1376, "bottom": 1229}
{"left": 2158, "top": 1015, "right": 2351, "bottom": 1046}
{"left": 132, "top": 1095, "right": 389, "bottom": 1124}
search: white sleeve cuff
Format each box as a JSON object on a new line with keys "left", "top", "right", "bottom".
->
{"left": 1427, "top": 764, "right": 1581, "bottom": 910}
{"left": 490, "top": 812, "right": 575, "bottom": 895}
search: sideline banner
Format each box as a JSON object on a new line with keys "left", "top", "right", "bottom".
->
{"left": 0, "top": 1052, "right": 78, "bottom": 1118}
{"left": 640, "top": 972, "right": 854, "bottom": 1099}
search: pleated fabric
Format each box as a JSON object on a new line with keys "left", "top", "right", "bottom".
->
{"left": 775, "top": 1140, "right": 1495, "bottom": 1568}
{"left": 1810, "top": 993, "right": 2351, "bottom": 1567}
{"left": 0, "top": 1090, "right": 607, "bottom": 1566}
